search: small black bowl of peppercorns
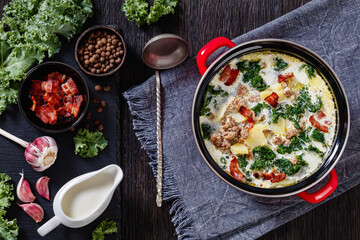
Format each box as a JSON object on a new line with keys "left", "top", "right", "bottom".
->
{"left": 75, "top": 26, "right": 126, "bottom": 77}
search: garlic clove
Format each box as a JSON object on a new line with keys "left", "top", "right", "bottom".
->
{"left": 36, "top": 176, "right": 50, "bottom": 200}
{"left": 18, "top": 203, "right": 44, "bottom": 223}
{"left": 17, "top": 171, "right": 36, "bottom": 203}
{"left": 24, "top": 136, "right": 58, "bottom": 172}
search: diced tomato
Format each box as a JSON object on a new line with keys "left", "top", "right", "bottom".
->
{"left": 264, "top": 92, "right": 279, "bottom": 108}
{"left": 278, "top": 72, "right": 294, "bottom": 83}
{"left": 309, "top": 115, "right": 328, "bottom": 133}
{"left": 229, "top": 156, "right": 245, "bottom": 182}
{"left": 270, "top": 173, "right": 286, "bottom": 183}
{"left": 35, "top": 105, "right": 57, "bottom": 125}
{"left": 220, "top": 64, "right": 239, "bottom": 86}
{"left": 61, "top": 78, "right": 79, "bottom": 95}
{"left": 239, "top": 106, "right": 255, "bottom": 129}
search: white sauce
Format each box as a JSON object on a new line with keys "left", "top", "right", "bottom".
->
{"left": 61, "top": 172, "right": 114, "bottom": 219}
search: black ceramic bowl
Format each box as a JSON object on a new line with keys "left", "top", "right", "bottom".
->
{"left": 18, "top": 61, "right": 89, "bottom": 133}
{"left": 192, "top": 38, "right": 350, "bottom": 201}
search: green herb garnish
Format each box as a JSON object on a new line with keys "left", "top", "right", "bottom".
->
{"left": 92, "top": 219, "right": 118, "bottom": 240}
{"left": 0, "top": 173, "right": 19, "bottom": 240}
{"left": 311, "top": 129, "right": 325, "bottom": 144}
{"left": 300, "top": 64, "right": 316, "bottom": 79}
{"left": 201, "top": 122, "right": 212, "bottom": 140}
{"left": 274, "top": 157, "right": 307, "bottom": 176}
{"left": 252, "top": 103, "right": 271, "bottom": 116}
{"left": 236, "top": 60, "right": 269, "bottom": 91}
{"left": 74, "top": 128, "right": 108, "bottom": 158}
{"left": 274, "top": 57, "right": 288, "bottom": 71}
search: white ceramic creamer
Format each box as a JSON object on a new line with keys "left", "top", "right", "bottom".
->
{"left": 37, "top": 164, "right": 123, "bottom": 237}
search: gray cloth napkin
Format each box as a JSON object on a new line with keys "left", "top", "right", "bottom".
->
{"left": 123, "top": 0, "right": 360, "bottom": 239}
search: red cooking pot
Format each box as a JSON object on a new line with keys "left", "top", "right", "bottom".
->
{"left": 192, "top": 37, "right": 350, "bottom": 203}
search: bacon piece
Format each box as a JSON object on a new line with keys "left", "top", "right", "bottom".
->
{"left": 239, "top": 106, "right": 255, "bottom": 129}
{"left": 46, "top": 72, "right": 66, "bottom": 83}
{"left": 63, "top": 95, "right": 83, "bottom": 117}
{"left": 30, "top": 96, "right": 37, "bottom": 112}
{"left": 262, "top": 172, "right": 286, "bottom": 183}
{"left": 317, "top": 111, "right": 326, "bottom": 119}
{"left": 278, "top": 73, "right": 294, "bottom": 83}
{"left": 220, "top": 64, "right": 239, "bottom": 86}
{"left": 61, "top": 78, "right": 79, "bottom": 95}
{"left": 229, "top": 156, "right": 245, "bottom": 182}
{"left": 35, "top": 105, "right": 57, "bottom": 125}
{"left": 309, "top": 115, "right": 329, "bottom": 133}
{"left": 29, "top": 80, "right": 44, "bottom": 96}
{"left": 264, "top": 92, "right": 279, "bottom": 108}
{"left": 270, "top": 173, "right": 286, "bottom": 183}
{"left": 41, "top": 79, "right": 59, "bottom": 93}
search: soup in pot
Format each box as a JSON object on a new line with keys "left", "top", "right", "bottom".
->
{"left": 199, "top": 51, "right": 336, "bottom": 188}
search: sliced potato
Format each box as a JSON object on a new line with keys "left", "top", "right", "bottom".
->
{"left": 245, "top": 124, "right": 267, "bottom": 149}
{"left": 230, "top": 113, "right": 247, "bottom": 123}
{"left": 230, "top": 143, "right": 249, "bottom": 155}
{"left": 269, "top": 117, "right": 286, "bottom": 135}
{"left": 215, "top": 96, "right": 235, "bottom": 122}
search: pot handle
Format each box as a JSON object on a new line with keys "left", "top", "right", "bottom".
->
{"left": 297, "top": 169, "right": 338, "bottom": 204}
{"left": 197, "top": 37, "right": 236, "bottom": 75}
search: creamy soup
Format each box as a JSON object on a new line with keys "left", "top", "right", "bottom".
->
{"left": 199, "top": 51, "right": 336, "bottom": 188}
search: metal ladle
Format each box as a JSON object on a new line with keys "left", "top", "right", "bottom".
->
{"left": 142, "top": 34, "right": 190, "bottom": 207}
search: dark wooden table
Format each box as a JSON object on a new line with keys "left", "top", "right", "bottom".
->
{"left": 1, "top": 0, "right": 359, "bottom": 239}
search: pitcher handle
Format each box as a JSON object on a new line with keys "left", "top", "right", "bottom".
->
{"left": 37, "top": 216, "right": 61, "bottom": 237}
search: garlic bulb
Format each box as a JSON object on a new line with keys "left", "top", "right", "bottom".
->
{"left": 36, "top": 176, "right": 50, "bottom": 200}
{"left": 24, "top": 136, "right": 58, "bottom": 172}
{"left": 17, "top": 171, "right": 36, "bottom": 203}
{"left": 18, "top": 203, "right": 44, "bottom": 223}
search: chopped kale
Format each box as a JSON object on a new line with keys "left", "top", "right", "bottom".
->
{"left": 296, "top": 154, "right": 309, "bottom": 167}
{"left": 200, "top": 85, "right": 228, "bottom": 116}
{"left": 251, "top": 146, "right": 276, "bottom": 171}
{"left": 236, "top": 60, "right": 269, "bottom": 91}
{"left": 306, "top": 145, "right": 324, "bottom": 157}
{"left": 253, "top": 146, "right": 276, "bottom": 161}
{"left": 220, "top": 156, "right": 227, "bottom": 164}
{"left": 237, "top": 155, "right": 248, "bottom": 168}
{"left": 201, "top": 123, "right": 213, "bottom": 140}
{"left": 252, "top": 103, "right": 271, "bottom": 116}
{"left": 274, "top": 157, "right": 306, "bottom": 176}
{"left": 311, "top": 129, "right": 325, "bottom": 144}
{"left": 277, "top": 129, "right": 310, "bottom": 154}
{"left": 274, "top": 57, "right": 288, "bottom": 71}
{"left": 269, "top": 87, "right": 322, "bottom": 125}
{"left": 300, "top": 64, "right": 316, "bottom": 79}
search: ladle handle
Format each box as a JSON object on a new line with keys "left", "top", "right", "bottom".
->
{"left": 0, "top": 128, "right": 29, "bottom": 148}
{"left": 37, "top": 216, "right": 61, "bottom": 237}
{"left": 155, "top": 70, "right": 163, "bottom": 207}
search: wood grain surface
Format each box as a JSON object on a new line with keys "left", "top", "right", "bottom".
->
{"left": 1, "top": 0, "right": 359, "bottom": 239}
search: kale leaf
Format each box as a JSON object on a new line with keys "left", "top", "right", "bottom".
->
{"left": 201, "top": 122, "right": 212, "bottom": 140}
{"left": 274, "top": 57, "right": 288, "bottom": 71}
{"left": 311, "top": 129, "right": 325, "bottom": 144}
{"left": 74, "top": 128, "right": 108, "bottom": 158}
{"left": 251, "top": 146, "right": 276, "bottom": 171}
{"left": 200, "top": 85, "right": 228, "bottom": 116}
{"left": 300, "top": 64, "right": 316, "bottom": 79}
{"left": 0, "top": 173, "right": 19, "bottom": 240}
{"left": 236, "top": 60, "right": 269, "bottom": 91}
{"left": 306, "top": 145, "right": 324, "bottom": 157}
{"left": 252, "top": 102, "right": 271, "bottom": 116}
{"left": 274, "top": 157, "right": 307, "bottom": 176}
{"left": 92, "top": 219, "right": 118, "bottom": 240}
